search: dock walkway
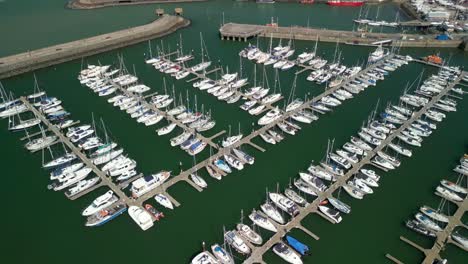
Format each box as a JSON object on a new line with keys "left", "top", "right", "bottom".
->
{"left": 243, "top": 72, "right": 465, "bottom": 264}
{"left": 20, "top": 97, "right": 134, "bottom": 205}
{"left": 133, "top": 56, "right": 392, "bottom": 204}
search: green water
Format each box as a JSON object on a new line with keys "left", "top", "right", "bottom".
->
{"left": 1, "top": 1, "right": 467, "bottom": 263}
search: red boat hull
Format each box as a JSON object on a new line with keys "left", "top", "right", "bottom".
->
{"left": 327, "top": 1, "right": 364, "bottom": 6}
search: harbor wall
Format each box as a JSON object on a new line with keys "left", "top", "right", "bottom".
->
{"left": 220, "top": 23, "right": 466, "bottom": 49}
{"left": 68, "top": 0, "right": 208, "bottom": 9}
{"left": 0, "top": 15, "right": 190, "bottom": 80}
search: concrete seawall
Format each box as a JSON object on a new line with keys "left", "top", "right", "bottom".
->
{"left": 0, "top": 15, "right": 190, "bottom": 80}
{"left": 68, "top": 0, "right": 208, "bottom": 9}
{"left": 219, "top": 23, "right": 468, "bottom": 49}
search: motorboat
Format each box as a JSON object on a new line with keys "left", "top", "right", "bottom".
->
{"left": 284, "top": 188, "right": 307, "bottom": 207}
{"left": 224, "top": 230, "right": 251, "bottom": 255}
{"left": 294, "top": 178, "right": 318, "bottom": 196}
{"left": 406, "top": 220, "right": 436, "bottom": 238}
{"left": 82, "top": 190, "right": 118, "bottom": 216}
{"left": 128, "top": 206, "right": 154, "bottom": 231}
{"left": 236, "top": 224, "right": 263, "bottom": 245}
{"left": 221, "top": 134, "right": 243, "bottom": 147}
{"left": 286, "top": 235, "right": 309, "bottom": 256}
{"left": 451, "top": 232, "right": 468, "bottom": 249}
{"left": 355, "top": 173, "right": 379, "bottom": 188}
{"left": 249, "top": 210, "right": 277, "bottom": 232}
{"left": 65, "top": 177, "right": 100, "bottom": 198}
{"left": 154, "top": 194, "right": 174, "bottom": 209}
{"left": 191, "top": 251, "right": 219, "bottom": 264}
{"left": 388, "top": 143, "right": 412, "bottom": 157}
{"left": 206, "top": 165, "right": 221, "bottom": 180}
{"left": 214, "top": 159, "right": 232, "bottom": 174}
{"left": 307, "top": 164, "right": 333, "bottom": 181}
{"left": 85, "top": 202, "right": 127, "bottom": 227}
{"left": 327, "top": 197, "right": 351, "bottom": 214}
{"left": 232, "top": 148, "right": 255, "bottom": 165}
{"left": 360, "top": 169, "right": 380, "bottom": 181}
{"left": 299, "top": 172, "right": 327, "bottom": 192}
{"left": 130, "top": 171, "right": 171, "bottom": 198}
{"left": 50, "top": 163, "right": 84, "bottom": 180}
{"left": 336, "top": 149, "right": 359, "bottom": 164}
{"left": 258, "top": 107, "right": 282, "bottom": 125}
{"left": 53, "top": 167, "right": 92, "bottom": 183}
{"left": 349, "top": 178, "right": 373, "bottom": 194}
{"left": 144, "top": 204, "right": 164, "bottom": 221}
{"left": 260, "top": 133, "right": 276, "bottom": 144}
{"left": 157, "top": 123, "right": 177, "bottom": 136}
{"left": 223, "top": 154, "right": 244, "bottom": 170}
{"left": 210, "top": 244, "right": 234, "bottom": 264}
{"left": 269, "top": 192, "right": 299, "bottom": 216}
{"left": 376, "top": 151, "right": 400, "bottom": 168}
{"left": 329, "top": 153, "right": 352, "bottom": 169}
{"left": 318, "top": 205, "right": 342, "bottom": 223}
{"left": 272, "top": 242, "right": 303, "bottom": 264}
{"left": 343, "top": 184, "right": 364, "bottom": 199}
{"left": 372, "top": 156, "right": 396, "bottom": 170}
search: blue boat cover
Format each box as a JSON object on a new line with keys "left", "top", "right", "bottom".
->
{"left": 286, "top": 235, "right": 309, "bottom": 256}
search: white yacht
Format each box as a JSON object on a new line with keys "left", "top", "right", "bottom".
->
{"left": 154, "top": 194, "right": 174, "bottom": 209}
{"left": 420, "top": 206, "right": 449, "bottom": 223}
{"left": 249, "top": 210, "right": 277, "bottom": 232}
{"left": 436, "top": 186, "right": 463, "bottom": 202}
{"left": 92, "top": 149, "right": 124, "bottom": 166}
{"left": 224, "top": 230, "right": 251, "bottom": 255}
{"left": 260, "top": 202, "right": 286, "bottom": 224}
{"left": 130, "top": 171, "right": 171, "bottom": 198}
{"left": 273, "top": 242, "right": 303, "bottom": 264}
{"left": 258, "top": 108, "right": 282, "bottom": 125}
{"left": 221, "top": 134, "right": 243, "bottom": 147}
{"left": 415, "top": 213, "right": 443, "bottom": 232}
{"left": 157, "top": 123, "right": 177, "bottom": 136}
{"left": 82, "top": 190, "right": 118, "bottom": 216}
{"left": 128, "top": 206, "right": 154, "bottom": 231}
{"left": 269, "top": 192, "right": 299, "bottom": 216}
{"left": 190, "top": 174, "right": 208, "bottom": 189}
{"left": 210, "top": 244, "right": 234, "bottom": 264}
{"left": 318, "top": 205, "right": 342, "bottom": 223}
{"left": 65, "top": 177, "right": 100, "bottom": 197}
{"left": 236, "top": 224, "right": 263, "bottom": 245}
{"left": 440, "top": 179, "right": 467, "bottom": 194}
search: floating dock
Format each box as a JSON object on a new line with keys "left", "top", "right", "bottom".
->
{"left": 20, "top": 97, "right": 135, "bottom": 205}
{"left": 243, "top": 72, "right": 465, "bottom": 264}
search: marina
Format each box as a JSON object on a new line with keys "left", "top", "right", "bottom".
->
{"left": 1, "top": 1, "right": 467, "bottom": 263}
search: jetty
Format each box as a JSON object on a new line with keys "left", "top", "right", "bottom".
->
{"left": 243, "top": 72, "right": 465, "bottom": 264}
{"left": 19, "top": 97, "right": 134, "bottom": 205}
{"left": 0, "top": 15, "right": 190, "bottom": 79}
{"left": 132, "top": 55, "right": 393, "bottom": 204}
{"left": 219, "top": 23, "right": 468, "bottom": 49}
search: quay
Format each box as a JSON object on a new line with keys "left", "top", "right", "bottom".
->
{"left": 219, "top": 23, "right": 468, "bottom": 50}
{"left": 243, "top": 72, "right": 465, "bottom": 263}
{"left": 0, "top": 15, "right": 190, "bottom": 80}
{"left": 19, "top": 97, "right": 134, "bottom": 205}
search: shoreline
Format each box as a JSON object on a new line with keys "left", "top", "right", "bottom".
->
{"left": 67, "top": 0, "right": 208, "bottom": 10}
{"left": 0, "top": 15, "right": 190, "bottom": 79}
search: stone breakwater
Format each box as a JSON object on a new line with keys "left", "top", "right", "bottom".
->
{"left": 67, "top": 0, "right": 208, "bottom": 9}
{"left": 0, "top": 15, "right": 190, "bottom": 80}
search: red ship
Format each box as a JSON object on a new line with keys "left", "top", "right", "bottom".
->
{"left": 327, "top": 0, "right": 365, "bottom": 7}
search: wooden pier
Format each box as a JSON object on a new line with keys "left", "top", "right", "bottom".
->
{"left": 243, "top": 72, "right": 465, "bottom": 264}
{"left": 20, "top": 97, "right": 134, "bottom": 205}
